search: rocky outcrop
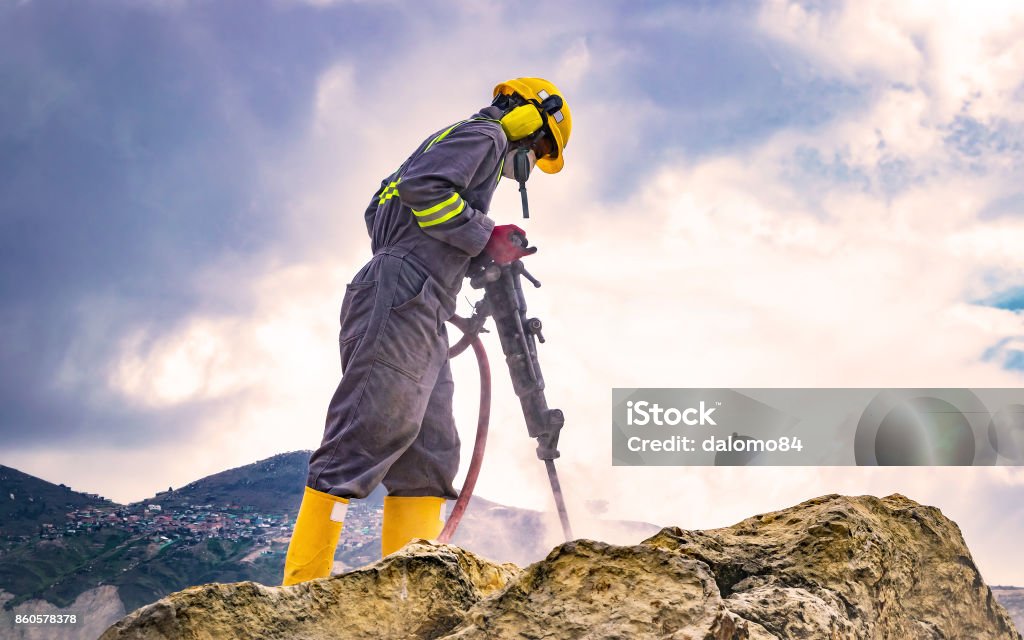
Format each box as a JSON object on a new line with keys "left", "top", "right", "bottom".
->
{"left": 99, "top": 542, "right": 516, "bottom": 640}
{"left": 101, "top": 494, "right": 1021, "bottom": 639}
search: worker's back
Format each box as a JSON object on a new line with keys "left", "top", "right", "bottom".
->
{"left": 363, "top": 105, "right": 507, "bottom": 299}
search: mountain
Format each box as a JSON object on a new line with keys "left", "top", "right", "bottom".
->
{"left": 0, "top": 465, "right": 112, "bottom": 538}
{"left": 144, "top": 451, "right": 312, "bottom": 514}
{"left": 0, "top": 454, "right": 326, "bottom": 617}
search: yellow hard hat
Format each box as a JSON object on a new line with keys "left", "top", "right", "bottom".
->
{"left": 493, "top": 77, "right": 572, "bottom": 174}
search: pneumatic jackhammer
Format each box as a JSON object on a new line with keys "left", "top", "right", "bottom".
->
{"left": 439, "top": 231, "right": 574, "bottom": 543}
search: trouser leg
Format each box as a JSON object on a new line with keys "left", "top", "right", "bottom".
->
{"left": 378, "top": 352, "right": 461, "bottom": 555}
{"left": 383, "top": 353, "right": 461, "bottom": 498}
{"left": 306, "top": 254, "right": 449, "bottom": 499}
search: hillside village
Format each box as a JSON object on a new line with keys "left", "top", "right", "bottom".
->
{"left": 0, "top": 454, "right": 389, "bottom": 577}
{"left": 27, "top": 498, "right": 383, "bottom": 557}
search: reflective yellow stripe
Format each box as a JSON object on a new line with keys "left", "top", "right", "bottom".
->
{"left": 412, "top": 192, "right": 460, "bottom": 217}
{"left": 419, "top": 200, "right": 466, "bottom": 227}
{"left": 424, "top": 117, "right": 502, "bottom": 153}
{"left": 425, "top": 120, "right": 468, "bottom": 152}
{"left": 378, "top": 179, "right": 401, "bottom": 204}
{"left": 413, "top": 193, "right": 466, "bottom": 228}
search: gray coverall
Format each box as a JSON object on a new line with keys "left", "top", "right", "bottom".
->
{"left": 307, "top": 106, "right": 507, "bottom": 500}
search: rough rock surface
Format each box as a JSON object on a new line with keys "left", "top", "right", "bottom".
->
{"left": 99, "top": 542, "right": 516, "bottom": 640}
{"left": 101, "top": 494, "right": 1021, "bottom": 640}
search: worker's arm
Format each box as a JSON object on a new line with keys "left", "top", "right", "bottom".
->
{"left": 396, "top": 122, "right": 503, "bottom": 256}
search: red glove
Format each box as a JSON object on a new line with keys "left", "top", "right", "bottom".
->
{"left": 485, "top": 224, "right": 538, "bottom": 265}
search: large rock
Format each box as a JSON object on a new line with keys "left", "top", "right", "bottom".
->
{"left": 99, "top": 543, "right": 516, "bottom": 640}
{"left": 101, "top": 494, "right": 1021, "bottom": 639}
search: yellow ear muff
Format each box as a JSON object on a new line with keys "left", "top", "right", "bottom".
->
{"left": 500, "top": 104, "right": 544, "bottom": 141}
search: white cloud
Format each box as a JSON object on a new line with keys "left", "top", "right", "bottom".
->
{"left": 555, "top": 37, "right": 592, "bottom": 88}
{"left": 110, "top": 320, "right": 249, "bottom": 407}
{"left": 760, "top": 1, "right": 1024, "bottom": 121}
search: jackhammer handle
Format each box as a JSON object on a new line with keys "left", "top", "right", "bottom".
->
{"left": 508, "top": 232, "right": 538, "bottom": 261}
{"left": 518, "top": 266, "right": 541, "bottom": 288}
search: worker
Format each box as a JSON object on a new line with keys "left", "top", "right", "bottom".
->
{"left": 282, "top": 77, "right": 572, "bottom": 586}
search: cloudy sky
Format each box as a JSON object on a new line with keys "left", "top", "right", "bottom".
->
{"left": 3, "top": 0, "right": 1024, "bottom": 583}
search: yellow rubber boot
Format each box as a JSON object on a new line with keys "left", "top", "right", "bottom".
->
{"left": 281, "top": 486, "right": 348, "bottom": 586}
{"left": 381, "top": 496, "right": 446, "bottom": 557}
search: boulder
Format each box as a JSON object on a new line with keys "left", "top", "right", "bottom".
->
{"left": 101, "top": 494, "right": 1021, "bottom": 639}
{"left": 100, "top": 542, "right": 516, "bottom": 640}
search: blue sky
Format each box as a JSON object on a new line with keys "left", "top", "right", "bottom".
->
{"left": 3, "top": 0, "right": 1024, "bottom": 583}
